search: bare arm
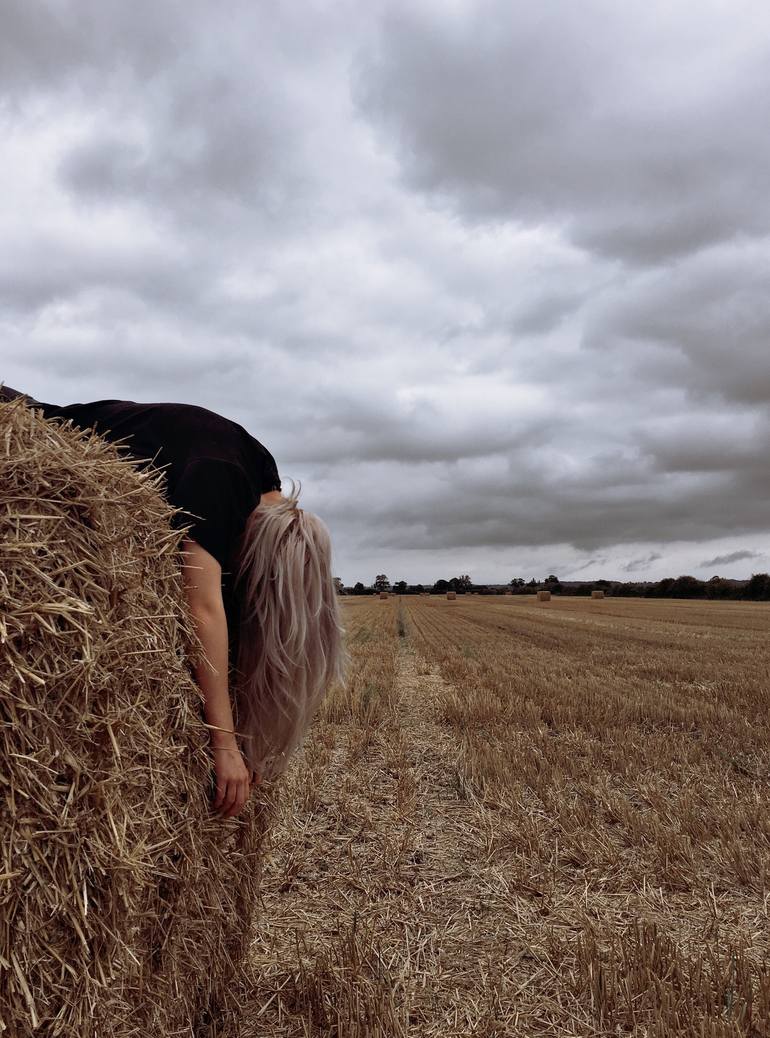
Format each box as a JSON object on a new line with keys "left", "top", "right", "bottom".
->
{"left": 180, "top": 537, "right": 238, "bottom": 751}
{"left": 181, "top": 537, "right": 254, "bottom": 817}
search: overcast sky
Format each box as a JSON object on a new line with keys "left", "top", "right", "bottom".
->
{"left": 3, "top": 0, "right": 770, "bottom": 585}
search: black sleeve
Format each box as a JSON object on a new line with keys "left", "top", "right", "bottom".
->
{"left": 169, "top": 459, "right": 247, "bottom": 569}
{"left": 260, "top": 450, "right": 281, "bottom": 493}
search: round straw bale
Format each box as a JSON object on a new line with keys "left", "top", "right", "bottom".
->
{"left": 536, "top": 589, "right": 551, "bottom": 601}
{"left": 0, "top": 397, "right": 275, "bottom": 1037}
{"left": 591, "top": 589, "right": 605, "bottom": 599}
{"left": 446, "top": 591, "right": 457, "bottom": 600}
{"left": 379, "top": 591, "right": 388, "bottom": 599}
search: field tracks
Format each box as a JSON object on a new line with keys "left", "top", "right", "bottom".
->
{"left": 248, "top": 599, "right": 577, "bottom": 1035}
{"left": 247, "top": 596, "right": 770, "bottom": 1036}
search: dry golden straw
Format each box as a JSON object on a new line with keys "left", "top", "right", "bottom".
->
{"left": 0, "top": 397, "right": 275, "bottom": 1038}
{"left": 591, "top": 589, "right": 605, "bottom": 599}
{"left": 248, "top": 595, "right": 770, "bottom": 1033}
{"left": 537, "top": 589, "right": 551, "bottom": 601}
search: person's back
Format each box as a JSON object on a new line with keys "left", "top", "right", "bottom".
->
{"left": 1, "top": 385, "right": 282, "bottom": 664}
{"left": 29, "top": 396, "right": 280, "bottom": 503}
{"left": 2, "top": 381, "right": 347, "bottom": 802}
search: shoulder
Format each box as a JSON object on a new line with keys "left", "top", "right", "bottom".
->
{"left": 180, "top": 536, "right": 224, "bottom": 601}
{"left": 164, "top": 403, "right": 242, "bottom": 436}
{"left": 169, "top": 459, "right": 252, "bottom": 570}
{"left": 176, "top": 457, "right": 250, "bottom": 498}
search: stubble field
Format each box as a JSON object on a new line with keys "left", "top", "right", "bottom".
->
{"left": 248, "top": 594, "right": 770, "bottom": 1037}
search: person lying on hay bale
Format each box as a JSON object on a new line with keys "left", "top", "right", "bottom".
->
{"left": 0, "top": 382, "right": 347, "bottom": 821}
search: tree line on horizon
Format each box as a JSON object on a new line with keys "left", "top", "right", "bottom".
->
{"left": 333, "top": 572, "right": 770, "bottom": 601}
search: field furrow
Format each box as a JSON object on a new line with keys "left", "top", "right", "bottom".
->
{"left": 246, "top": 596, "right": 770, "bottom": 1036}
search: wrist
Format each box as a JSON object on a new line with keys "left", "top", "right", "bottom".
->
{"left": 211, "top": 735, "right": 239, "bottom": 751}
{"left": 204, "top": 721, "right": 239, "bottom": 751}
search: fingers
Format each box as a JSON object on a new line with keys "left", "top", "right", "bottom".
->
{"left": 222, "top": 779, "right": 249, "bottom": 818}
{"left": 215, "top": 778, "right": 252, "bottom": 819}
{"left": 213, "top": 777, "right": 226, "bottom": 811}
{"left": 210, "top": 754, "right": 256, "bottom": 819}
{"left": 217, "top": 779, "right": 235, "bottom": 817}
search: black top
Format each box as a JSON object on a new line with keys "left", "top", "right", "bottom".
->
{"left": 33, "top": 396, "right": 281, "bottom": 665}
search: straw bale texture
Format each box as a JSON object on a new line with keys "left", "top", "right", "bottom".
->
{"left": 591, "top": 589, "right": 605, "bottom": 599}
{"left": 446, "top": 591, "right": 456, "bottom": 601}
{"left": 536, "top": 590, "right": 551, "bottom": 601}
{"left": 1, "top": 398, "right": 276, "bottom": 1038}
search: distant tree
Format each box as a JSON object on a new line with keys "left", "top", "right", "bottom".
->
{"left": 670, "top": 575, "right": 706, "bottom": 599}
{"left": 509, "top": 578, "right": 525, "bottom": 588}
{"left": 746, "top": 573, "right": 770, "bottom": 600}
{"left": 374, "top": 574, "right": 390, "bottom": 592}
{"left": 545, "top": 574, "right": 559, "bottom": 584}
{"left": 613, "top": 581, "right": 643, "bottom": 598}
{"left": 446, "top": 577, "right": 471, "bottom": 593}
{"left": 527, "top": 578, "right": 538, "bottom": 587}
{"left": 353, "top": 581, "right": 365, "bottom": 595}
{"left": 433, "top": 578, "right": 450, "bottom": 592}
{"left": 647, "top": 576, "right": 675, "bottom": 597}
{"left": 706, "top": 575, "right": 733, "bottom": 600}
{"left": 394, "top": 580, "right": 407, "bottom": 593}
{"left": 333, "top": 577, "right": 345, "bottom": 594}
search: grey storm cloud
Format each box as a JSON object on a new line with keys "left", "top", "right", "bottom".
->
{"left": 3, "top": 0, "right": 770, "bottom": 583}
{"left": 510, "top": 290, "right": 587, "bottom": 337}
{"left": 351, "top": 1, "right": 770, "bottom": 266}
{"left": 621, "top": 553, "right": 663, "bottom": 574}
{"left": 583, "top": 242, "right": 770, "bottom": 406}
{"left": 0, "top": 233, "right": 210, "bottom": 315}
{"left": 700, "top": 549, "right": 765, "bottom": 569}
{"left": 337, "top": 455, "right": 770, "bottom": 554}
{"left": 0, "top": 2, "right": 343, "bottom": 231}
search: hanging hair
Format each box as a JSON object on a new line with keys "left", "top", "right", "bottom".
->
{"left": 230, "top": 479, "right": 348, "bottom": 782}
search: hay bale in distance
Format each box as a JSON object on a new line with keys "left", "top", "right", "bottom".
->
{"left": 0, "top": 397, "right": 275, "bottom": 1038}
{"left": 591, "top": 589, "right": 605, "bottom": 599}
{"left": 446, "top": 591, "right": 457, "bottom": 600}
{"left": 537, "top": 590, "right": 551, "bottom": 601}
{"left": 379, "top": 591, "right": 389, "bottom": 599}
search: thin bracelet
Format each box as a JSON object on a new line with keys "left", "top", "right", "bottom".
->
{"left": 202, "top": 722, "right": 254, "bottom": 741}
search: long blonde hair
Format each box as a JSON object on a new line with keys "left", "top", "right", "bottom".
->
{"left": 230, "top": 480, "right": 347, "bottom": 781}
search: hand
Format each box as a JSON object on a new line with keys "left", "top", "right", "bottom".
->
{"left": 210, "top": 745, "right": 253, "bottom": 819}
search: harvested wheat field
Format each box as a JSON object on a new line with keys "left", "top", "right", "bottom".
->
{"left": 248, "top": 594, "right": 770, "bottom": 1037}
